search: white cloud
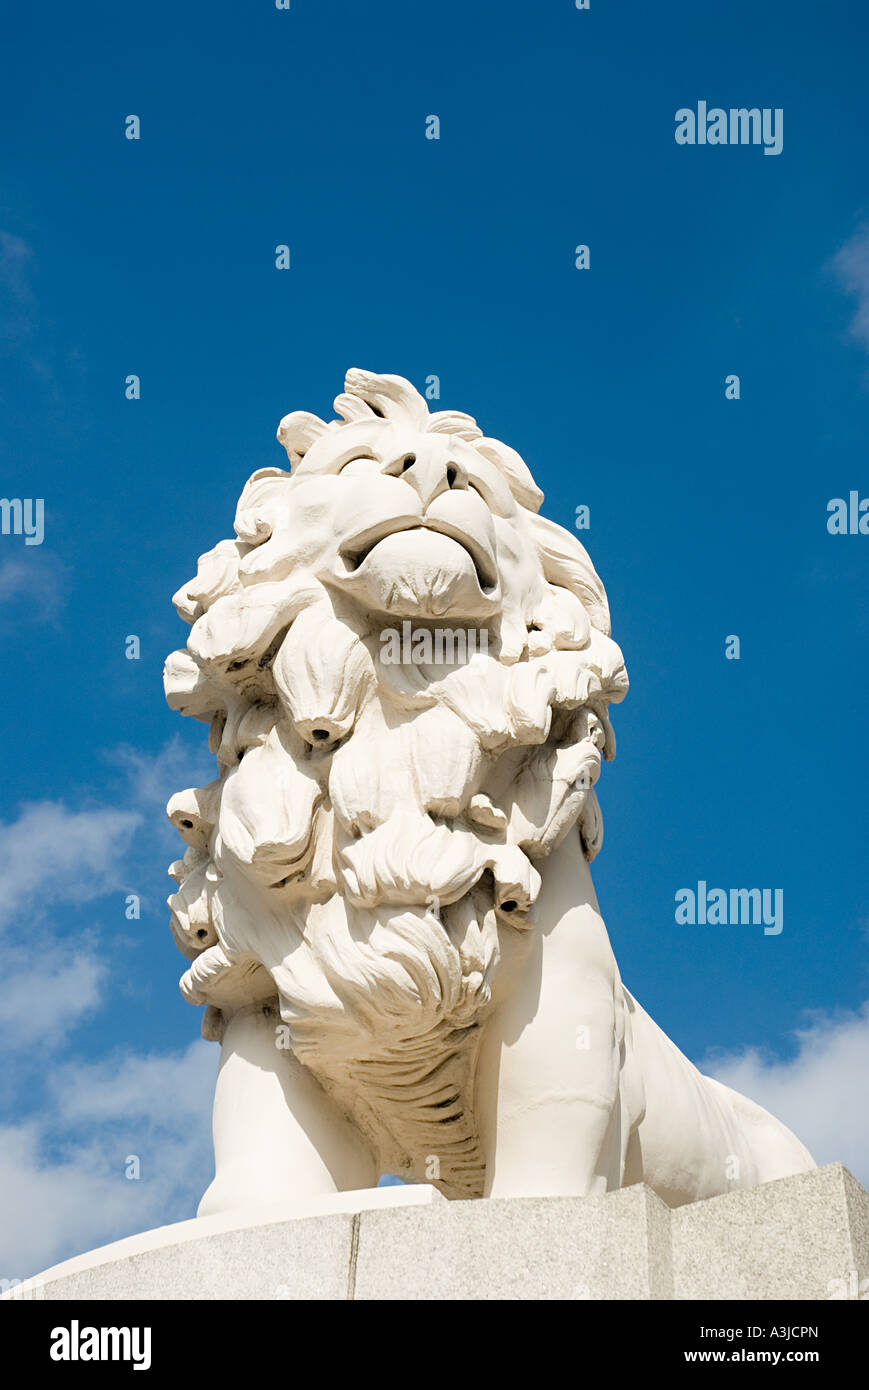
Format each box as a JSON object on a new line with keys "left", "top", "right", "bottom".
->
{"left": 0, "top": 555, "right": 68, "bottom": 623}
{"left": 0, "top": 1122, "right": 143, "bottom": 1285}
{"left": 0, "top": 1041, "right": 217, "bottom": 1280}
{"left": 0, "top": 230, "right": 43, "bottom": 368}
{"left": 0, "top": 230, "right": 33, "bottom": 304}
{"left": 704, "top": 1001, "right": 869, "bottom": 1189}
{"left": 0, "top": 947, "right": 104, "bottom": 1048}
{"left": 51, "top": 1037, "right": 217, "bottom": 1128}
{"left": 0, "top": 738, "right": 213, "bottom": 940}
{"left": 832, "top": 226, "right": 869, "bottom": 351}
{"left": 0, "top": 744, "right": 223, "bottom": 1280}
{"left": 108, "top": 735, "right": 214, "bottom": 818}
{"left": 0, "top": 801, "right": 142, "bottom": 933}
{"left": 0, "top": 738, "right": 212, "bottom": 1048}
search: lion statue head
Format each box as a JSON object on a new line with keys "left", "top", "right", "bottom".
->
{"left": 164, "top": 369, "right": 628, "bottom": 1196}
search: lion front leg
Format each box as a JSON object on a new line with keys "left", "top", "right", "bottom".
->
{"left": 477, "top": 834, "right": 631, "bottom": 1198}
{"left": 197, "top": 1001, "right": 377, "bottom": 1216}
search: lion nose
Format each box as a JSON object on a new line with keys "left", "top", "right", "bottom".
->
{"left": 395, "top": 450, "right": 467, "bottom": 509}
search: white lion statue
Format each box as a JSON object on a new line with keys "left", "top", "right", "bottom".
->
{"left": 164, "top": 369, "right": 814, "bottom": 1214}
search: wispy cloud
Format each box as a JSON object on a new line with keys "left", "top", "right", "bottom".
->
{"left": 832, "top": 225, "right": 869, "bottom": 352}
{"left": 704, "top": 1001, "right": 869, "bottom": 1188}
{"left": 107, "top": 735, "right": 214, "bottom": 818}
{"left": 0, "top": 230, "right": 36, "bottom": 355}
{"left": 0, "top": 232, "right": 33, "bottom": 303}
{"left": 0, "top": 947, "right": 105, "bottom": 1049}
{"left": 0, "top": 554, "right": 69, "bottom": 624}
{"left": 0, "top": 801, "right": 142, "bottom": 934}
{"left": 51, "top": 1040, "right": 217, "bottom": 1128}
{"left": 0, "top": 231, "right": 33, "bottom": 299}
{"left": 0, "top": 739, "right": 222, "bottom": 1278}
{"left": 0, "top": 736, "right": 213, "bottom": 936}
{"left": 0, "top": 1041, "right": 217, "bottom": 1279}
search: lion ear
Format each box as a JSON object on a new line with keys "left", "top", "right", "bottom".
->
{"left": 276, "top": 411, "right": 330, "bottom": 466}
{"left": 475, "top": 438, "right": 544, "bottom": 514}
{"left": 234, "top": 467, "right": 292, "bottom": 543}
{"left": 526, "top": 512, "right": 611, "bottom": 636}
{"left": 344, "top": 368, "right": 429, "bottom": 427}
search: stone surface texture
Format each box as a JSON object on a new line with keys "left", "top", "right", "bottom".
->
{"left": 7, "top": 1165, "right": 866, "bottom": 1302}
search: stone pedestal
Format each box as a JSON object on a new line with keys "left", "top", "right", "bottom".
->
{"left": 7, "top": 1163, "right": 868, "bottom": 1301}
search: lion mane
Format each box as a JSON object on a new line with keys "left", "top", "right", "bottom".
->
{"left": 164, "top": 369, "right": 628, "bottom": 1196}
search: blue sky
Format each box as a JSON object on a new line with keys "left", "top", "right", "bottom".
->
{"left": 1, "top": 0, "right": 868, "bottom": 1279}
